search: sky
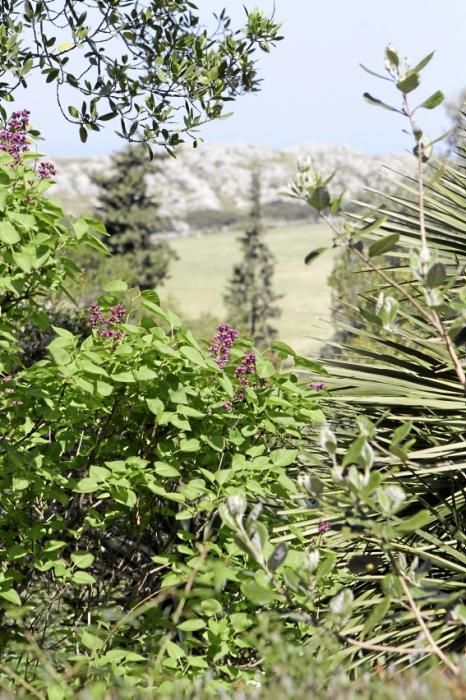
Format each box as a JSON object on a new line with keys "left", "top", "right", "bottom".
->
{"left": 16, "top": 0, "right": 466, "bottom": 157}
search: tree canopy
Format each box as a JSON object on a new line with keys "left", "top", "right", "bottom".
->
{"left": 0, "top": 0, "right": 282, "bottom": 152}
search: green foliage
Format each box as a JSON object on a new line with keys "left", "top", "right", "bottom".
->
{"left": 92, "top": 144, "right": 175, "bottom": 290}
{"left": 6, "top": 34, "right": 466, "bottom": 697}
{"left": 0, "top": 136, "right": 331, "bottom": 695}
{"left": 224, "top": 173, "right": 281, "bottom": 348}
{"left": 0, "top": 1, "right": 282, "bottom": 151}
{"left": 285, "top": 47, "right": 466, "bottom": 677}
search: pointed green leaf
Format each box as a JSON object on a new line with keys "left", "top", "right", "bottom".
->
{"left": 420, "top": 90, "right": 444, "bottom": 110}
{"left": 368, "top": 233, "right": 399, "bottom": 258}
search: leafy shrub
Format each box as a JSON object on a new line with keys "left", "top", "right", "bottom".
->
{"left": 0, "top": 128, "right": 331, "bottom": 695}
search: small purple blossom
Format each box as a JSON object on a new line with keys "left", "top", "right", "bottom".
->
{"left": 0, "top": 109, "right": 30, "bottom": 161}
{"left": 234, "top": 388, "right": 245, "bottom": 402}
{"left": 318, "top": 519, "right": 330, "bottom": 535}
{"left": 88, "top": 302, "right": 126, "bottom": 340}
{"left": 88, "top": 303, "right": 105, "bottom": 327}
{"left": 234, "top": 352, "right": 256, "bottom": 387}
{"left": 222, "top": 400, "right": 233, "bottom": 411}
{"left": 37, "top": 160, "right": 57, "bottom": 179}
{"left": 108, "top": 304, "right": 126, "bottom": 323}
{"left": 209, "top": 323, "right": 239, "bottom": 368}
{"left": 309, "top": 382, "right": 326, "bottom": 391}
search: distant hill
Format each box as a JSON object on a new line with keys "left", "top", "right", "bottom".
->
{"left": 50, "top": 143, "right": 409, "bottom": 233}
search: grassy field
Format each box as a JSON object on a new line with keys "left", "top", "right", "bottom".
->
{"left": 161, "top": 222, "right": 336, "bottom": 355}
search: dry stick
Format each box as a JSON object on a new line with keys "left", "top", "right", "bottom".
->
{"left": 389, "top": 553, "right": 459, "bottom": 675}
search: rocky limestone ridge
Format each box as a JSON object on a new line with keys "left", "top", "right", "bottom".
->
{"left": 50, "top": 142, "right": 410, "bottom": 230}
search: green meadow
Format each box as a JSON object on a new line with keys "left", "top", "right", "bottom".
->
{"left": 161, "top": 222, "right": 335, "bottom": 355}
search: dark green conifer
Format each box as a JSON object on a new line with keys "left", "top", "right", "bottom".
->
{"left": 224, "top": 172, "right": 281, "bottom": 347}
{"left": 92, "top": 145, "right": 174, "bottom": 289}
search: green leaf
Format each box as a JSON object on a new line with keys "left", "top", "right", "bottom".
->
{"left": 330, "top": 588, "right": 353, "bottom": 618}
{"left": 146, "top": 398, "right": 164, "bottom": 419}
{"left": 180, "top": 346, "right": 208, "bottom": 367}
{"left": 13, "top": 249, "right": 34, "bottom": 273}
{"left": 134, "top": 365, "right": 157, "bottom": 381}
{"left": 363, "top": 93, "right": 400, "bottom": 112}
{"left": 304, "top": 246, "right": 327, "bottom": 265}
{"left": 74, "top": 477, "right": 100, "bottom": 494}
{"left": 177, "top": 619, "right": 206, "bottom": 632}
{"left": 426, "top": 262, "right": 446, "bottom": 288}
{"left": 293, "top": 354, "right": 328, "bottom": 374}
{"left": 0, "top": 221, "right": 20, "bottom": 245}
{"left": 359, "top": 63, "right": 392, "bottom": 81}
{"left": 103, "top": 279, "right": 128, "bottom": 292}
{"left": 71, "top": 552, "right": 95, "bottom": 569}
{"left": 179, "top": 438, "right": 201, "bottom": 453}
{"left": 385, "top": 47, "right": 399, "bottom": 67}
{"left": 81, "top": 360, "right": 107, "bottom": 376}
{"left": 357, "top": 215, "right": 388, "bottom": 236}
{"left": 48, "top": 344, "right": 73, "bottom": 366}
{"left": 391, "top": 422, "right": 412, "bottom": 447}
{"left": 271, "top": 341, "right": 295, "bottom": 357}
{"left": 395, "top": 510, "right": 430, "bottom": 533}
{"left": 80, "top": 630, "right": 104, "bottom": 650}
{"left": 267, "top": 543, "right": 288, "bottom": 572}
{"left": 396, "top": 71, "right": 420, "bottom": 94}
{"left": 166, "top": 640, "right": 185, "bottom": 659}
{"left": 0, "top": 189, "right": 7, "bottom": 212}
{"left": 368, "top": 233, "right": 399, "bottom": 258}
{"left": 270, "top": 449, "right": 297, "bottom": 467}
{"left": 420, "top": 90, "right": 444, "bottom": 110}
{"left": 241, "top": 581, "right": 276, "bottom": 605}
{"left": 0, "top": 589, "right": 21, "bottom": 606}
{"left": 309, "top": 186, "right": 330, "bottom": 211}
{"left": 256, "top": 358, "right": 275, "bottom": 378}
{"left": 110, "top": 371, "right": 135, "bottom": 383}
{"left": 154, "top": 461, "right": 180, "bottom": 478}
{"left": 413, "top": 51, "right": 435, "bottom": 73}
{"left": 72, "top": 571, "right": 96, "bottom": 585}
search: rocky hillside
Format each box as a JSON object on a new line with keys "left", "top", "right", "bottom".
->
{"left": 50, "top": 143, "right": 410, "bottom": 233}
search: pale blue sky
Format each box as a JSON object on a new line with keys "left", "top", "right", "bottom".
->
{"left": 17, "top": 0, "right": 466, "bottom": 157}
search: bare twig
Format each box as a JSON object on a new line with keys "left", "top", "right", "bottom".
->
{"left": 389, "top": 554, "right": 459, "bottom": 674}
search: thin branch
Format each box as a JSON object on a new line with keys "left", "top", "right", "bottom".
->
{"left": 389, "top": 553, "right": 459, "bottom": 674}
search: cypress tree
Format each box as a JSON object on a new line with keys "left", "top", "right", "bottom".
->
{"left": 92, "top": 145, "right": 174, "bottom": 290}
{"left": 224, "top": 172, "right": 281, "bottom": 347}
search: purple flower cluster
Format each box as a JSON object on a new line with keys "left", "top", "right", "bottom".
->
{"left": 0, "top": 109, "right": 30, "bottom": 161}
{"left": 234, "top": 352, "right": 256, "bottom": 387}
{"left": 88, "top": 303, "right": 126, "bottom": 340}
{"left": 37, "top": 160, "right": 57, "bottom": 179}
{"left": 318, "top": 519, "right": 330, "bottom": 535}
{"left": 210, "top": 325, "right": 260, "bottom": 409}
{"left": 209, "top": 323, "right": 239, "bottom": 368}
